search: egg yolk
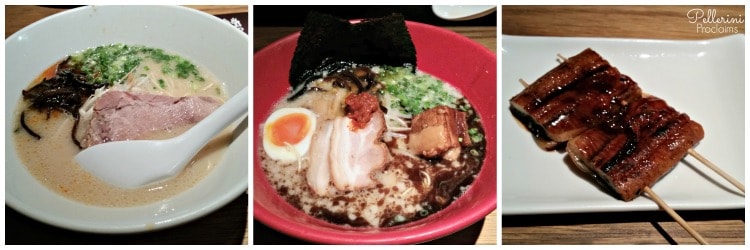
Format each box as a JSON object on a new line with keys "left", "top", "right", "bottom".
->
{"left": 268, "top": 113, "right": 311, "bottom": 146}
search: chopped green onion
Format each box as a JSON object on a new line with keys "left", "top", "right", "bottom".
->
{"left": 66, "top": 43, "right": 205, "bottom": 86}
{"left": 379, "top": 66, "right": 460, "bottom": 115}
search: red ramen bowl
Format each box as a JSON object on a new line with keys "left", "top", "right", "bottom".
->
{"left": 253, "top": 21, "right": 496, "bottom": 244}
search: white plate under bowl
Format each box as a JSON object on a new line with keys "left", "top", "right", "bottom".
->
{"left": 431, "top": 5, "right": 497, "bottom": 21}
{"left": 5, "top": 5, "right": 248, "bottom": 233}
{"left": 501, "top": 35, "right": 745, "bottom": 215}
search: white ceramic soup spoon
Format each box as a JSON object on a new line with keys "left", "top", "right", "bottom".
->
{"left": 75, "top": 86, "right": 248, "bottom": 189}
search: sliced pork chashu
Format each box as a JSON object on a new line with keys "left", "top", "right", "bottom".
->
{"left": 79, "top": 90, "right": 222, "bottom": 148}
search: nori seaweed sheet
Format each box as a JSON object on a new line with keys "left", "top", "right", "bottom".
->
{"left": 289, "top": 11, "right": 417, "bottom": 93}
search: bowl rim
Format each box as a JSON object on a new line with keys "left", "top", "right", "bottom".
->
{"left": 252, "top": 20, "right": 497, "bottom": 244}
{"left": 5, "top": 5, "right": 249, "bottom": 234}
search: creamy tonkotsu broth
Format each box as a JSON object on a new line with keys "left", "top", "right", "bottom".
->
{"left": 12, "top": 44, "right": 230, "bottom": 207}
{"left": 260, "top": 65, "right": 486, "bottom": 227}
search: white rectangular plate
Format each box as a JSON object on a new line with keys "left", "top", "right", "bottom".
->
{"left": 501, "top": 35, "right": 745, "bottom": 215}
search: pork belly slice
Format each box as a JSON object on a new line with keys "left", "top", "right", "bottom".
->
{"left": 330, "top": 112, "right": 388, "bottom": 191}
{"left": 307, "top": 111, "right": 389, "bottom": 195}
{"left": 306, "top": 122, "right": 334, "bottom": 196}
{"left": 510, "top": 49, "right": 642, "bottom": 149}
{"left": 407, "top": 106, "right": 472, "bottom": 161}
{"left": 81, "top": 90, "right": 222, "bottom": 148}
{"left": 567, "top": 96, "right": 704, "bottom": 201}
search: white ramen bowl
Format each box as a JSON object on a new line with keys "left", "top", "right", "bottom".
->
{"left": 4, "top": 5, "right": 248, "bottom": 233}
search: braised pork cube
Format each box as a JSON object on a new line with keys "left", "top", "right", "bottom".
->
{"left": 567, "top": 96, "right": 704, "bottom": 201}
{"left": 408, "top": 106, "right": 471, "bottom": 161}
{"left": 510, "top": 49, "right": 642, "bottom": 150}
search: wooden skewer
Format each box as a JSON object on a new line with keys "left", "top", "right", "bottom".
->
{"left": 518, "top": 76, "right": 709, "bottom": 244}
{"left": 518, "top": 79, "right": 530, "bottom": 88}
{"left": 643, "top": 187, "right": 708, "bottom": 245}
{"left": 687, "top": 149, "right": 744, "bottom": 193}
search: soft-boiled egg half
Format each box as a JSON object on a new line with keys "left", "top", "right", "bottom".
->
{"left": 263, "top": 107, "right": 317, "bottom": 161}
